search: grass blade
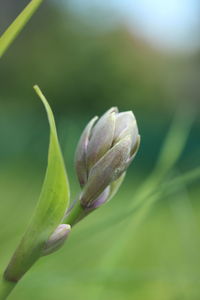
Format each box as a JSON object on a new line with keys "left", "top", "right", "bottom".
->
{"left": 153, "top": 109, "right": 195, "bottom": 177}
{"left": 0, "top": 0, "right": 45, "bottom": 58}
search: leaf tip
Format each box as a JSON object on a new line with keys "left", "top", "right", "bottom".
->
{"left": 33, "top": 84, "right": 43, "bottom": 101}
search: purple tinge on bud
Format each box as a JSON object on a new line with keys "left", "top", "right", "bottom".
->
{"left": 85, "top": 172, "right": 126, "bottom": 211}
{"left": 42, "top": 224, "right": 71, "bottom": 256}
{"left": 81, "top": 135, "right": 132, "bottom": 207}
{"left": 75, "top": 107, "right": 140, "bottom": 208}
{"left": 85, "top": 186, "right": 111, "bottom": 211}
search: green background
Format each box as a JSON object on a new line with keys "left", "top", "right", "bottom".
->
{"left": 0, "top": 1, "right": 200, "bottom": 299}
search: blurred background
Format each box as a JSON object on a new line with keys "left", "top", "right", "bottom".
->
{"left": 0, "top": 0, "right": 200, "bottom": 299}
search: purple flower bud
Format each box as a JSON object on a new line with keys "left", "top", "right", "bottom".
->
{"left": 42, "top": 224, "right": 71, "bottom": 256}
{"left": 85, "top": 186, "right": 111, "bottom": 211}
{"left": 86, "top": 173, "right": 125, "bottom": 211}
{"left": 75, "top": 107, "right": 140, "bottom": 209}
{"left": 81, "top": 135, "right": 132, "bottom": 207}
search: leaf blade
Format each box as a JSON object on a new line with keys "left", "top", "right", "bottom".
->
{"left": 4, "top": 85, "right": 70, "bottom": 281}
{"left": 32, "top": 85, "right": 70, "bottom": 234}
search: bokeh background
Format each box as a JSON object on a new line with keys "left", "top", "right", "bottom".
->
{"left": 0, "top": 1, "right": 200, "bottom": 299}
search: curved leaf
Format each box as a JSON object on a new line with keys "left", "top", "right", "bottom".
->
{"left": 4, "top": 85, "right": 70, "bottom": 282}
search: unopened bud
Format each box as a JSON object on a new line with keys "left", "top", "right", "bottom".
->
{"left": 42, "top": 224, "right": 71, "bottom": 256}
{"left": 75, "top": 107, "right": 140, "bottom": 209}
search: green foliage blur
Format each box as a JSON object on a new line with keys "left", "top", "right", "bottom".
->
{"left": 0, "top": 1, "right": 200, "bottom": 299}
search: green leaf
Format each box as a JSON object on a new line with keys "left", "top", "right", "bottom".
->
{"left": 4, "top": 85, "right": 70, "bottom": 282}
{"left": 0, "top": 0, "right": 45, "bottom": 58}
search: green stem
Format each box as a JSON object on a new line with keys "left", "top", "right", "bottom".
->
{"left": 63, "top": 201, "right": 85, "bottom": 227}
{"left": 0, "top": 278, "right": 16, "bottom": 300}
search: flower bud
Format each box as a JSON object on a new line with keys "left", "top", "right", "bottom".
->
{"left": 85, "top": 173, "right": 126, "bottom": 211}
{"left": 75, "top": 107, "right": 140, "bottom": 208}
{"left": 42, "top": 224, "right": 71, "bottom": 256}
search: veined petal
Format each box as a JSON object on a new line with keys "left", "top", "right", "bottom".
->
{"left": 81, "top": 135, "right": 132, "bottom": 207}
{"left": 86, "top": 109, "right": 117, "bottom": 170}
{"left": 114, "top": 111, "right": 138, "bottom": 150}
{"left": 114, "top": 111, "right": 135, "bottom": 136}
{"left": 75, "top": 116, "right": 98, "bottom": 186}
